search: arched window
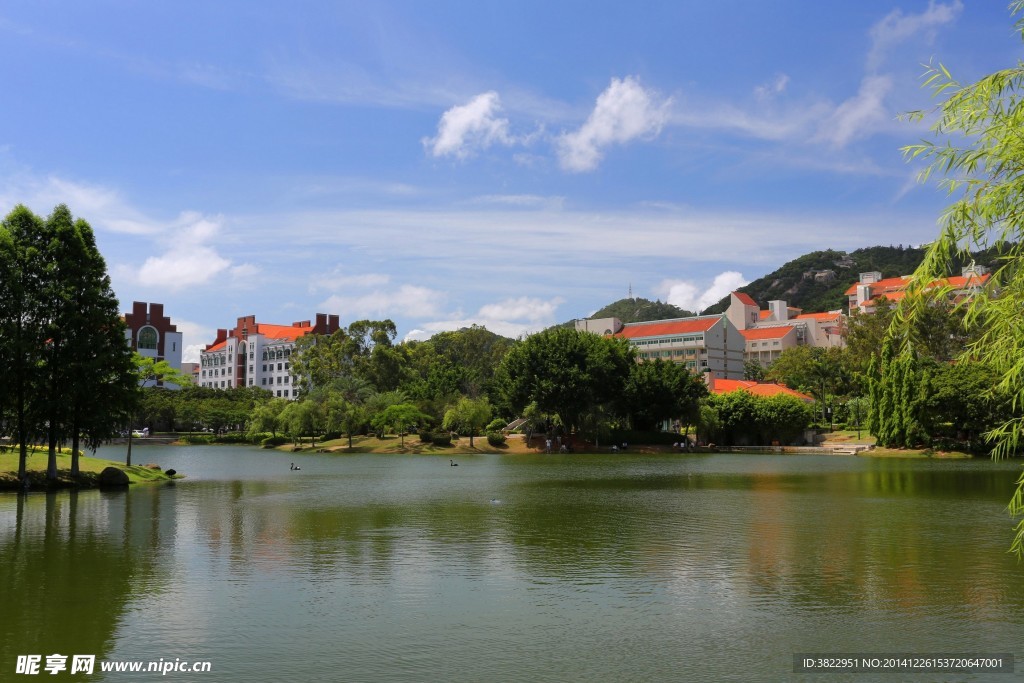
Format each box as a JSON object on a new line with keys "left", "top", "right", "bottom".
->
{"left": 138, "top": 326, "right": 158, "bottom": 350}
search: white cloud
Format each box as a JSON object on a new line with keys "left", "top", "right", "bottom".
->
{"left": 320, "top": 284, "right": 446, "bottom": 319}
{"left": 424, "top": 91, "right": 513, "bottom": 158}
{"left": 402, "top": 296, "right": 565, "bottom": 342}
{"left": 0, "top": 172, "right": 162, "bottom": 235}
{"left": 309, "top": 269, "right": 392, "bottom": 293}
{"left": 754, "top": 73, "right": 790, "bottom": 100}
{"left": 470, "top": 194, "right": 565, "bottom": 210}
{"left": 867, "top": 1, "right": 962, "bottom": 72}
{"left": 655, "top": 271, "right": 749, "bottom": 313}
{"left": 817, "top": 74, "right": 893, "bottom": 148}
{"left": 477, "top": 296, "right": 564, "bottom": 323}
{"left": 558, "top": 76, "right": 670, "bottom": 172}
{"left": 117, "top": 212, "right": 255, "bottom": 291}
{"left": 173, "top": 318, "right": 216, "bottom": 362}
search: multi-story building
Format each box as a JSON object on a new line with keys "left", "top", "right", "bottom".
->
{"left": 198, "top": 313, "right": 340, "bottom": 399}
{"left": 575, "top": 313, "right": 745, "bottom": 379}
{"left": 123, "top": 302, "right": 184, "bottom": 388}
{"left": 726, "top": 292, "right": 846, "bottom": 367}
{"left": 844, "top": 264, "right": 989, "bottom": 314}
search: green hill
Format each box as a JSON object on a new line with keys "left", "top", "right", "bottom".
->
{"left": 591, "top": 297, "right": 696, "bottom": 323}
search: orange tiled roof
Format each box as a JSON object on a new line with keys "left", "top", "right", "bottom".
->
{"left": 733, "top": 292, "right": 757, "bottom": 306}
{"left": 758, "top": 310, "right": 771, "bottom": 320}
{"left": 711, "top": 379, "right": 813, "bottom": 401}
{"left": 206, "top": 340, "right": 227, "bottom": 352}
{"left": 844, "top": 273, "right": 989, "bottom": 297}
{"left": 614, "top": 317, "right": 719, "bottom": 339}
{"left": 844, "top": 276, "right": 909, "bottom": 296}
{"left": 256, "top": 323, "right": 313, "bottom": 342}
{"left": 794, "top": 311, "right": 841, "bottom": 322}
{"left": 739, "top": 326, "right": 794, "bottom": 340}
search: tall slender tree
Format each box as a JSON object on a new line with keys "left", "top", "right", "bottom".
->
{"left": 0, "top": 206, "right": 46, "bottom": 481}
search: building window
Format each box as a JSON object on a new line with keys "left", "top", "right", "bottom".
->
{"left": 262, "top": 378, "right": 266, "bottom": 386}
{"left": 284, "top": 376, "right": 289, "bottom": 384}
{"left": 283, "top": 390, "right": 289, "bottom": 397}
{"left": 285, "top": 349, "right": 291, "bottom": 358}
{"left": 221, "top": 381, "right": 225, "bottom": 388}
{"left": 201, "top": 370, "right": 206, "bottom": 378}
{"left": 172, "top": 342, "right": 176, "bottom": 352}
{"left": 284, "top": 362, "right": 290, "bottom": 370}
{"left": 249, "top": 379, "right": 253, "bottom": 386}
{"left": 249, "top": 365, "right": 253, "bottom": 373}
{"left": 138, "top": 326, "right": 158, "bottom": 350}
{"left": 262, "top": 351, "right": 268, "bottom": 360}
{"left": 249, "top": 352, "right": 254, "bottom": 360}
{"left": 277, "top": 363, "right": 282, "bottom": 371}
{"left": 276, "top": 390, "right": 281, "bottom": 397}
{"left": 277, "top": 377, "right": 282, "bottom": 384}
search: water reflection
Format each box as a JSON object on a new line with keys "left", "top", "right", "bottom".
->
{"left": 2, "top": 451, "right": 1022, "bottom": 681}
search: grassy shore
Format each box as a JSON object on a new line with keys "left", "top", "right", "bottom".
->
{"left": 274, "top": 431, "right": 974, "bottom": 459}
{"left": 0, "top": 446, "right": 178, "bottom": 490}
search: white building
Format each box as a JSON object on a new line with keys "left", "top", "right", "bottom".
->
{"left": 123, "top": 302, "right": 184, "bottom": 388}
{"left": 198, "top": 313, "right": 340, "bottom": 399}
{"left": 725, "top": 291, "right": 846, "bottom": 367}
{"left": 575, "top": 313, "right": 745, "bottom": 379}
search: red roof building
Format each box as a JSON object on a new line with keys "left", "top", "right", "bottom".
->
{"left": 576, "top": 310, "right": 745, "bottom": 379}
{"left": 707, "top": 375, "right": 813, "bottom": 402}
{"left": 845, "top": 266, "right": 990, "bottom": 314}
{"left": 199, "top": 313, "right": 340, "bottom": 399}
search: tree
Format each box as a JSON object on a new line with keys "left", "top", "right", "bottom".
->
{"left": 372, "top": 403, "right": 429, "bottom": 447}
{"left": 1, "top": 205, "right": 137, "bottom": 480}
{"left": 126, "top": 355, "right": 191, "bottom": 466}
{"left": 248, "top": 398, "right": 289, "bottom": 439}
{"left": 0, "top": 206, "right": 46, "bottom": 481}
{"left": 743, "top": 359, "right": 766, "bottom": 382}
{"left": 896, "top": 2, "right": 1024, "bottom": 555}
{"left": 442, "top": 396, "right": 492, "bottom": 447}
{"left": 495, "top": 328, "right": 634, "bottom": 436}
{"left": 622, "top": 359, "right": 707, "bottom": 431}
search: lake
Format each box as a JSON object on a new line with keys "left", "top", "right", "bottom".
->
{"left": 2, "top": 445, "right": 1023, "bottom": 682}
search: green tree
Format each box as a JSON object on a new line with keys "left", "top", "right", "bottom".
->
{"left": 622, "top": 359, "right": 707, "bottom": 431}
{"left": 743, "top": 359, "right": 766, "bottom": 382}
{"left": 495, "top": 328, "right": 634, "bottom": 436}
{"left": 442, "top": 396, "right": 492, "bottom": 447}
{"left": 0, "top": 206, "right": 46, "bottom": 481}
{"left": 895, "top": 3, "right": 1024, "bottom": 554}
{"left": 248, "top": 398, "right": 289, "bottom": 439}
{"left": 372, "top": 403, "right": 430, "bottom": 447}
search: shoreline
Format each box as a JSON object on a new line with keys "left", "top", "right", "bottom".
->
{"left": 0, "top": 449, "right": 180, "bottom": 491}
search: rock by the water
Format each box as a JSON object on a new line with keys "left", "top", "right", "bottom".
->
{"left": 98, "top": 467, "right": 130, "bottom": 488}
{"left": 165, "top": 469, "right": 177, "bottom": 477}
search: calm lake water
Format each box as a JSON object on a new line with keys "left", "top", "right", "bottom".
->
{"left": 2, "top": 445, "right": 1024, "bottom": 682}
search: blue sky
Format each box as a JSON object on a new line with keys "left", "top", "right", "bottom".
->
{"left": 0, "top": 1, "right": 1017, "bottom": 360}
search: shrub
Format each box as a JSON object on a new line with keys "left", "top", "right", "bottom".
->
{"left": 322, "top": 431, "right": 342, "bottom": 441}
{"left": 486, "top": 418, "right": 506, "bottom": 432}
{"left": 419, "top": 430, "right": 433, "bottom": 443}
{"left": 261, "top": 435, "right": 289, "bottom": 448}
{"left": 179, "top": 434, "right": 214, "bottom": 445}
{"left": 431, "top": 433, "right": 452, "bottom": 447}
{"left": 486, "top": 431, "right": 506, "bottom": 447}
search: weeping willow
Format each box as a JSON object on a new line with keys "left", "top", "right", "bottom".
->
{"left": 894, "top": 1, "right": 1024, "bottom": 558}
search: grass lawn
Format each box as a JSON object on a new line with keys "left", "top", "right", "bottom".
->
{"left": 0, "top": 445, "right": 177, "bottom": 490}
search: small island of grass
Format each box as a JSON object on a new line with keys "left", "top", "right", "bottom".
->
{"left": 0, "top": 446, "right": 180, "bottom": 491}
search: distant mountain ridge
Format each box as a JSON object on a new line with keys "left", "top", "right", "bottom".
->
{"left": 565, "top": 245, "right": 1002, "bottom": 329}
{"left": 699, "top": 245, "right": 1002, "bottom": 316}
